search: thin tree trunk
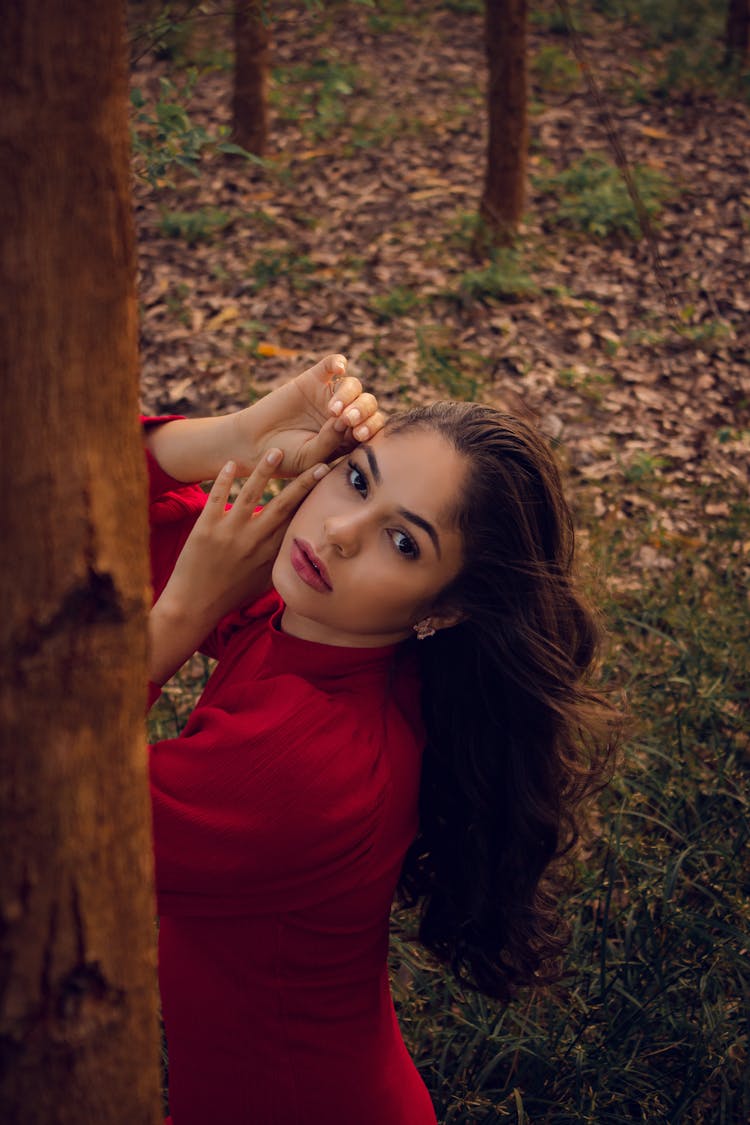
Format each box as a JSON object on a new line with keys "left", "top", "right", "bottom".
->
{"left": 479, "top": 0, "right": 528, "bottom": 246}
{"left": 725, "top": 0, "right": 750, "bottom": 66}
{"left": 233, "top": 1, "right": 271, "bottom": 155}
{"left": 0, "top": 2, "right": 162, "bottom": 1121}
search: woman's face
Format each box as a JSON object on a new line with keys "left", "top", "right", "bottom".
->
{"left": 272, "top": 428, "right": 467, "bottom": 647}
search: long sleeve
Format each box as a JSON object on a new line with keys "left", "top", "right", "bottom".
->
{"left": 142, "top": 419, "right": 207, "bottom": 600}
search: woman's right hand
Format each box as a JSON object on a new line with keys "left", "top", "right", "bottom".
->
{"left": 148, "top": 452, "right": 329, "bottom": 686}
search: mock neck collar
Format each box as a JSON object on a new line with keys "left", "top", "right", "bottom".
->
{"left": 255, "top": 595, "right": 403, "bottom": 681}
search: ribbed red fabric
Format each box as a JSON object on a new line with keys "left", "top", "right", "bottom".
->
{"left": 145, "top": 430, "right": 437, "bottom": 1124}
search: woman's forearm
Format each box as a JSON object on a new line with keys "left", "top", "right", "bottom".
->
{"left": 144, "top": 413, "right": 244, "bottom": 482}
{"left": 148, "top": 593, "right": 218, "bottom": 687}
{"left": 144, "top": 355, "right": 387, "bottom": 483}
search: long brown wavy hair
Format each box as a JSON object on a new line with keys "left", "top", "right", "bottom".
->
{"left": 390, "top": 402, "right": 618, "bottom": 1001}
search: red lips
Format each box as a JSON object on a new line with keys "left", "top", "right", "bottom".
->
{"left": 291, "top": 539, "right": 333, "bottom": 593}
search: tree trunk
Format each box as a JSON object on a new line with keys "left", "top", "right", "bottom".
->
{"left": 233, "top": 1, "right": 271, "bottom": 156}
{"left": 725, "top": 0, "right": 750, "bottom": 66}
{"left": 479, "top": 0, "right": 528, "bottom": 246}
{"left": 0, "top": 3, "right": 162, "bottom": 1122}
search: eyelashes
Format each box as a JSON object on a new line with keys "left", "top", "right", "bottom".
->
{"left": 345, "top": 460, "right": 420, "bottom": 560}
{"left": 347, "top": 461, "right": 368, "bottom": 497}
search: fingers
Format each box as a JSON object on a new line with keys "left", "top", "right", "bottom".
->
{"left": 336, "top": 400, "right": 386, "bottom": 442}
{"left": 296, "top": 352, "right": 385, "bottom": 442}
{"left": 205, "top": 459, "right": 238, "bottom": 510}
{"left": 232, "top": 448, "right": 284, "bottom": 511}
{"left": 305, "top": 415, "right": 369, "bottom": 464}
{"left": 230, "top": 449, "right": 328, "bottom": 534}
{"left": 303, "top": 353, "right": 348, "bottom": 388}
{"left": 263, "top": 461, "right": 330, "bottom": 527}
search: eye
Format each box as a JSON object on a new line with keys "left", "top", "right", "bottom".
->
{"left": 390, "top": 530, "right": 419, "bottom": 560}
{"left": 347, "top": 460, "right": 368, "bottom": 497}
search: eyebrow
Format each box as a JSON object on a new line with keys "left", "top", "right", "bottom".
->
{"left": 398, "top": 507, "right": 442, "bottom": 559}
{"left": 364, "top": 445, "right": 382, "bottom": 484}
{"left": 364, "top": 447, "right": 442, "bottom": 559}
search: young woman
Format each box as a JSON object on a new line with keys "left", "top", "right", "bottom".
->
{"left": 144, "top": 355, "right": 614, "bottom": 1125}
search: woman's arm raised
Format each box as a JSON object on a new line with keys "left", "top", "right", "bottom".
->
{"left": 148, "top": 450, "right": 329, "bottom": 687}
{"left": 144, "top": 354, "right": 385, "bottom": 482}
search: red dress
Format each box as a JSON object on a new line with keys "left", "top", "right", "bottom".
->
{"left": 146, "top": 446, "right": 438, "bottom": 1125}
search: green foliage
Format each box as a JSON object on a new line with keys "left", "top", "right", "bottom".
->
{"left": 539, "top": 154, "right": 671, "bottom": 241}
{"left": 532, "top": 44, "right": 581, "bottom": 94}
{"left": 558, "top": 365, "right": 614, "bottom": 403}
{"left": 442, "top": 0, "right": 484, "bottom": 13}
{"left": 370, "top": 286, "right": 422, "bottom": 321}
{"left": 158, "top": 206, "right": 234, "bottom": 246}
{"left": 592, "top": 0, "right": 748, "bottom": 100}
{"left": 530, "top": 3, "right": 581, "bottom": 35}
{"left": 622, "top": 450, "right": 671, "bottom": 483}
{"left": 391, "top": 494, "right": 750, "bottom": 1123}
{"left": 131, "top": 74, "right": 264, "bottom": 188}
{"left": 592, "top": 0, "right": 725, "bottom": 47}
{"left": 415, "top": 328, "right": 482, "bottom": 399}
{"left": 249, "top": 250, "right": 317, "bottom": 292}
{"left": 271, "top": 57, "right": 362, "bottom": 140}
{"left": 456, "top": 250, "right": 539, "bottom": 304}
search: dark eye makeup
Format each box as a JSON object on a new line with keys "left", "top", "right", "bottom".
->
{"left": 345, "top": 459, "right": 420, "bottom": 560}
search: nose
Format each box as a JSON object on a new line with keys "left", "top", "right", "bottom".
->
{"left": 323, "top": 510, "right": 366, "bottom": 557}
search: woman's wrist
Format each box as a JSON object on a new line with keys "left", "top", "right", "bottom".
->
{"left": 148, "top": 593, "right": 218, "bottom": 686}
{"left": 144, "top": 413, "right": 247, "bottom": 483}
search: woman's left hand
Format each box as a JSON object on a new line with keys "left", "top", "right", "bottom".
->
{"left": 148, "top": 452, "right": 329, "bottom": 685}
{"left": 230, "top": 354, "right": 386, "bottom": 477}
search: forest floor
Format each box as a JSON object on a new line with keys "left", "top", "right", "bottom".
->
{"left": 132, "top": 0, "right": 749, "bottom": 594}
{"left": 134, "top": 4, "right": 749, "bottom": 1120}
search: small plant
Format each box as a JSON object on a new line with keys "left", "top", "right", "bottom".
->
{"left": 539, "top": 153, "right": 671, "bottom": 240}
{"left": 442, "top": 0, "right": 483, "bottom": 13}
{"left": 455, "top": 249, "right": 538, "bottom": 304}
{"left": 158, "top": 207, "right": 233, "bottom": 246}
{"left": 271, "top": 57, "right": 362, "bottom": 140}
{"left": 248, "top": 250, "right": 317, "bottom": 293}
{"left": 558, "top": 365, "right": 614, "bottom": 402}
{"left": 131, "top": 75, "right": 264, "bottom": 188}
{"left": 163, "top": 282, "right": 192, "bottom": 326}
{"left": 622, "top": 450, "right": 671, "bottom": 483}
{"left": 370, "top": 287, "right": 421, "bottom": 321}
{"left": 532, "top": 44, "right": 581, "bottom": 94}
{"left": 416, "top": 329, "right": 481, "bottom": 400}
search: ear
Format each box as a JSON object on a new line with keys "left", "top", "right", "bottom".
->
{"left": 429, "top": 609, "right": 465, "bottom": 634}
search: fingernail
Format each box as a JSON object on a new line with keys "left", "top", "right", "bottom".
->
{"left": 330, "top": 399, "right": 344, "bottom": 416}
{"left": 354, "top": 424, "right": 369, "bottom": 441}
{"left": 346, "top": 408, "right": 361, "bottom": 425}
{"left": 312, "top": 464, "right": 329, "bottom": 480}
{"left": 266, "top": 449, "right": 282, "bottom": 465}
{"left": 223, "top": 460, "right": 236, "bottom": 473}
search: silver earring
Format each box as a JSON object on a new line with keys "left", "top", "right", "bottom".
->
{"left": 413, "top": 619, "right": 436, "bottom": 640}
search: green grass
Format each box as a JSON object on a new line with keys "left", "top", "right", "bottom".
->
{"left": 532, "top": 44, "right": 582, "bottom": 95}
{"left": 538, "top": 154, "right": 672, "bottom": 241}
{"left": 158, "top": 206, "right": 234, "bottom": 245}
{"left": 370, "top": 286, "right": 422, "bottom": 321}
{"left": 271, "top": 56, "right": 363, "bottom": 140}
{"left": 389, "top": 490, "right": 750, "bottom": 1123}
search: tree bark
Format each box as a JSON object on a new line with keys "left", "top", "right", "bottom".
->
{"left": 233, "top": 1, "right": 271, "bottom": 156}
{"left": 725, "top": 0, "right": 750, "bottom": 66}
{"left": 0, "top": 3, "right": 162, "bottom": 1121}
{"left": 479, "top": 0, "right": 528, "bottom": 246}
